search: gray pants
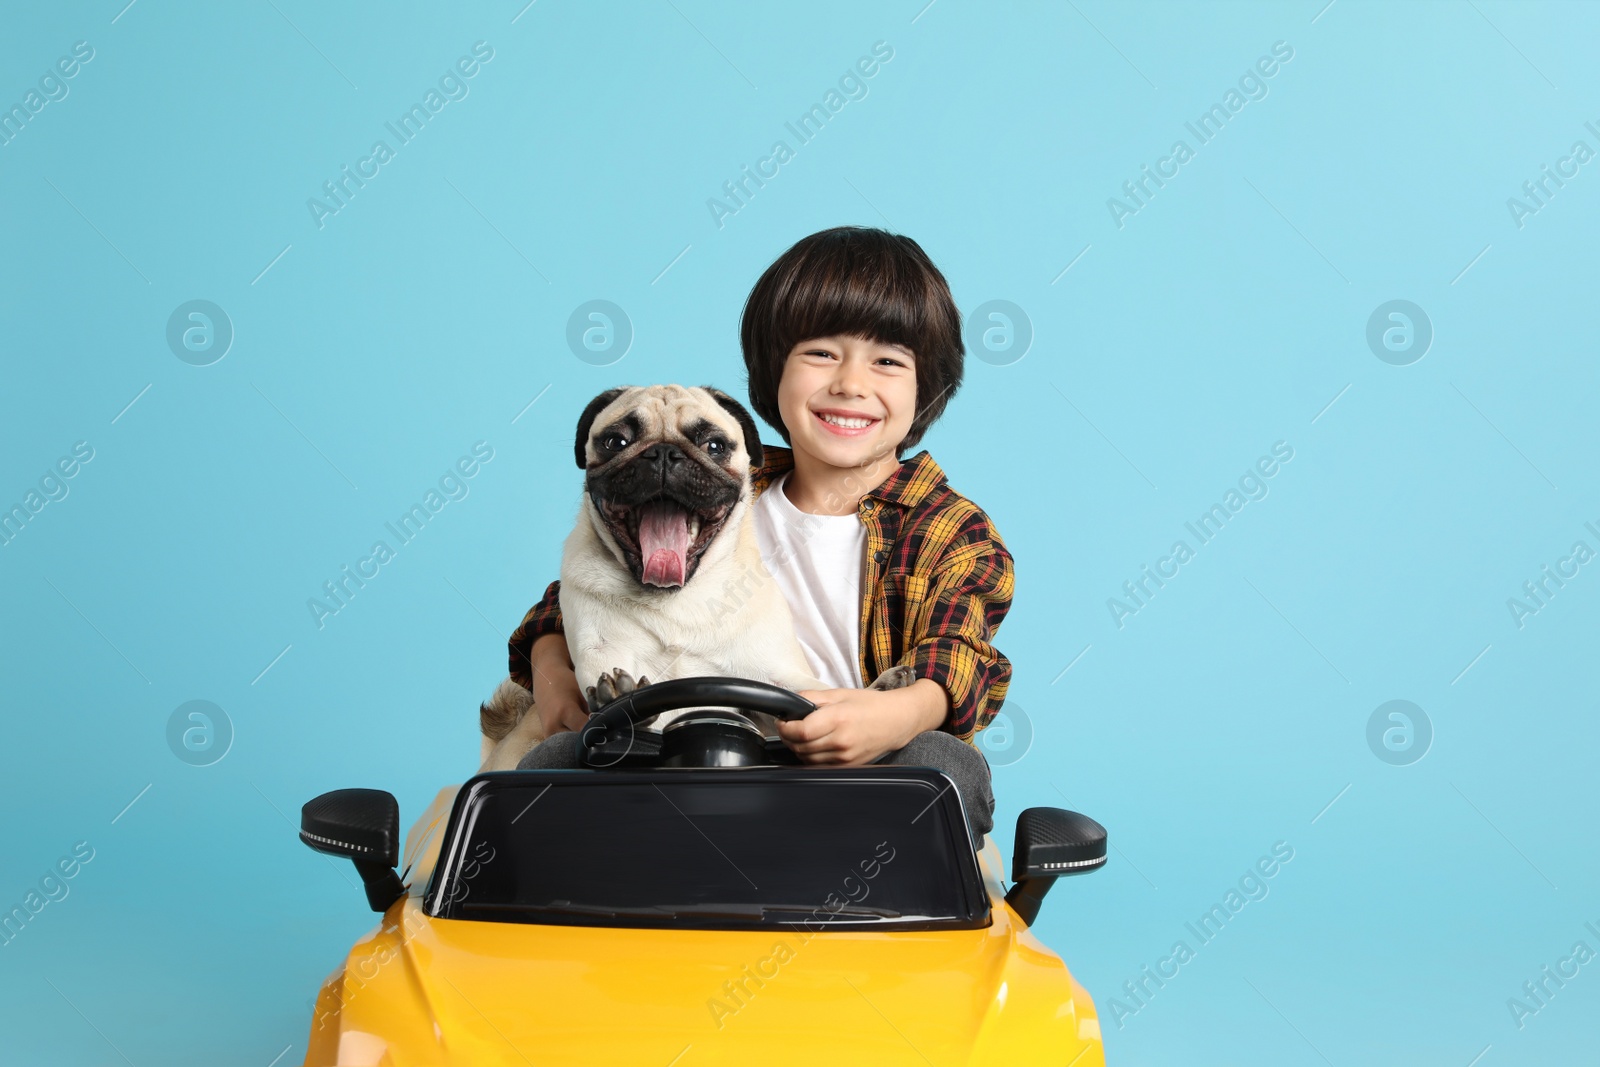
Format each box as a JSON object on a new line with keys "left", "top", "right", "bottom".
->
{"left": 518, "top": 728, "right": 996, "bottom": 839}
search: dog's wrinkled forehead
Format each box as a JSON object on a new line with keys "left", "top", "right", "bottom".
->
{"left": 574, "top": 385, "right": 762, "bottom": 470}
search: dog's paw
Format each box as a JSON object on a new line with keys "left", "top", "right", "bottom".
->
{"left": 867, "top": 665, "right": 916, "bottom": 692}
{"left": 585, "top": 667, "right": 649, "bottom": 713}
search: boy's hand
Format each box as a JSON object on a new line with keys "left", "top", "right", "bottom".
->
{"left": 529, "top": 633, "right": 590, "bottom": 735}
{"left": 778, "top": 678, "right": 949, "bottom": 766}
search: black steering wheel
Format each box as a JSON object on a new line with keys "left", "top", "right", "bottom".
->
{"left": 578, "top": 677, "right": 816, "bottom": 769}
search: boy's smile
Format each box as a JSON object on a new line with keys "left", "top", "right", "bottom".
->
{"left": 811, "top": 408, "right": 880, "bottom": 436}
{"left": 778, "top": 334, "right": 917, "bottom": 489}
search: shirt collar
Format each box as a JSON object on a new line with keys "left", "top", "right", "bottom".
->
{"left": 752, "top": 444, "right": 945, "bottom": 510}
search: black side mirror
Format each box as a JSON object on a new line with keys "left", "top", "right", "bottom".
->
{"left": 1004, "top": 807, "right": 1106, "bottom": 927}
{"left": 300, "top": 788, "right": 406, "bottom": 912}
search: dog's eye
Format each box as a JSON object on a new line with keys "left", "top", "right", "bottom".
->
{"left": 704, "top": 437, "right": 730, "bottom": 458}
{"left": 600, "top": 431, "right": 630, "bottom": 452}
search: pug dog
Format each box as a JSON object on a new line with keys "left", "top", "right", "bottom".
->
{"left": 479, "top": 384, "right": 912, "bottom": 771}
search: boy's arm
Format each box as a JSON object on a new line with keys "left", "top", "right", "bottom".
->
{"left": 507, "top": 579, "right": 590, "bottom": 734}
{"left": 901, "top": 519, "right": 1015, "bottom": 743}
{"left": 508, "top": 579, "right": 564, "bottom": 690}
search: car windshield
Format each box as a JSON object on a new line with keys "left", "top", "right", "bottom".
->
{"left": 425, "top": 769, "right": 988, "bottom": 930}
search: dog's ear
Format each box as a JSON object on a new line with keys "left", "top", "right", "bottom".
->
{"left": 701, "top": 387, "right": 763, "bottom": 468}
{"left": 575, "top": 387, "right": 628, "bottom": 469}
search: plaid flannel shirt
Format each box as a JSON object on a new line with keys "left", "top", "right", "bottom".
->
{"left": 507, "top": 444, "right": 1014, "bottom": 743}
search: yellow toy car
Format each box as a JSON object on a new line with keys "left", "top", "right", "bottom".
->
{"left": 298, "top": 678, "right": 1107, "bottom": 1064}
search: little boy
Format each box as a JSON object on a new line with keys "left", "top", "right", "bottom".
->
{"left": 507, "top": 227, "right": 1014, "bottom": 838}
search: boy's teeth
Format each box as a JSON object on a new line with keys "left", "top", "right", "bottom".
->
{"left": 819, "top": 413, "right": 874, "bottom": 428}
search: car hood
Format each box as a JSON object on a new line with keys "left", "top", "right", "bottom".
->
{"left": 309, "top": 898, "right": 1099, "bottom": 1065}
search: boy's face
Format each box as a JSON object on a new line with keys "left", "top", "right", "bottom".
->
{"left": 776, "top": 334, "right": 917, "bottom": 470}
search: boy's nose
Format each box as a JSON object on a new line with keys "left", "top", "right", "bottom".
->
{"left": 829, "top": 361, "right": 870, "bottom": 396}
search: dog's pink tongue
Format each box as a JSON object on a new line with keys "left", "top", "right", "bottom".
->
{"left": 638, "top": 502, "right": 690, "bottom": 587}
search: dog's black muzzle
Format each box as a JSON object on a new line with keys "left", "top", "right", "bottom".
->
{"left": 588, "top": 443, "right": 740, "bottom": 512}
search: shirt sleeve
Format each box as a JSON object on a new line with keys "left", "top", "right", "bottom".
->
{"left": 900, "top": 522, "right": 1015, "bottom": 743}
{"left": 508, "top": 579, "right": 564, "bottom": 691}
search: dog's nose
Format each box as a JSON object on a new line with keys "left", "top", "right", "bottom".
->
{"left": 642, "top": 443, "right": 685, "bottom": 469}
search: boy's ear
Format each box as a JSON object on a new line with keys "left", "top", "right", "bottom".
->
{"left": 701, "top": 387, "right": 763, "bottom": 469}
{"left": 575, "top": 387, "right": 628, "bottom": 468}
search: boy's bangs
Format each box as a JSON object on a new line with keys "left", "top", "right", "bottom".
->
{"left": 776, "top": 256, "right": 934, "bottom": 358}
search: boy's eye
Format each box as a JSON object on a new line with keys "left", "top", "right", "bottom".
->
{"left": 599, "top": 431, "right": 630, "bottom": 451}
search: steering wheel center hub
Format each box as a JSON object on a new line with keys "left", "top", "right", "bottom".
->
{"left": 660, "top": 709, "right": 768, "bottom": 768}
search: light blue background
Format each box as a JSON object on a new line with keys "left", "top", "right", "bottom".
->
{"left": 2, "top": 2, "right": 1595, "bottom": 1064}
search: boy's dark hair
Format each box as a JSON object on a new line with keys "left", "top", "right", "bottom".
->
{"left": 739, "top": 226, "right": 963, "bottom": 455}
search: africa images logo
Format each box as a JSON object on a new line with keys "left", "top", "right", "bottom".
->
{"left": 0, "top": 40, "right": 95, "bottom": 150}
{"left": 306, "top": 42, "right": 495, "bottom": 230}
{"left": 705, "top": 41, "right": 894, "bottom": 230}
{"left": 1106, "top": 41, "right": 1294, "bottom": 229}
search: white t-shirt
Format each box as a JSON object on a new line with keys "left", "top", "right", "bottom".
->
{"left": 751, "top": 472, "right": 866, "bottom": 690}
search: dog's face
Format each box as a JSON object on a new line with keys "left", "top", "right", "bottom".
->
{"left": 575, "top": 385, "right": 764, "bottom": 590}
